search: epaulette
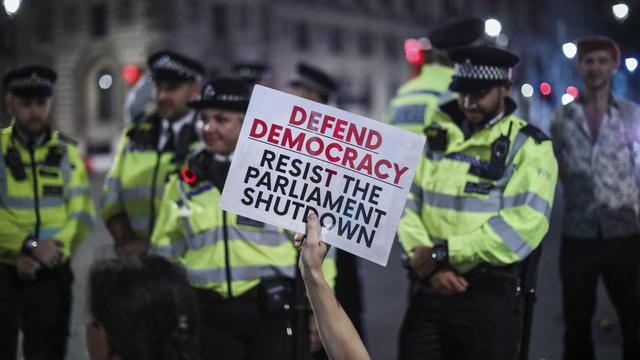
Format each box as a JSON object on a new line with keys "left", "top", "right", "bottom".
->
{"left": 56, "top": 131, "right": 78, "bottom": 145}
{"left": 519, "top": 124, "right": 551, "bottom": 144}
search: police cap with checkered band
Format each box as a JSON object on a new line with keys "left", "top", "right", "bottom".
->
{"left": 147, "top": 50, "right": 205, "bottom": 84}
{"left": 187, "top": 78, "right": 250, "bottom": 112}
{"left": 3, "top": 65, "right": 57, "bottom": 98}
{"left": 448, "top": 45, "right": 520, "bottom": 93}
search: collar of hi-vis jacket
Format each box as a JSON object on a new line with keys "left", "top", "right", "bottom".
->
{"left": 10, "top": 122, "right": 53, "bottom": 148}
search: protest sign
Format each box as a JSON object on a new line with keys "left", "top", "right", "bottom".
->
{"left": 220, "top": 85, "right": 424, "bottom": 266}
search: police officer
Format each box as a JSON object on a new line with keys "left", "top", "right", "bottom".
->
{"left": 234, "top": 63, "right": 273, "bottom": 88}
{"left": 149, "top": 78, "right": 336, "bottom": 360}
{"left": 385, "top": 17, "right": 486, "bottom": 134}
{"left": 397, "top": 46, "right": 558, "bottom": 359}
{"left": 0, "top": 65, "right": 96, "bottom": 359}
{"left": 101, "top": 50, "right": 204, "bottom": 255}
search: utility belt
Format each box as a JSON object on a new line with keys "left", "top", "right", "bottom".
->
{"left": 411, "top": 262, "right": 522, "bottom": 297}
{"left": 195, "top": 277, "right": 294, "bottom": 315}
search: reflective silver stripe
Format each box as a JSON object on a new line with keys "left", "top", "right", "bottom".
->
{"left": 69, "top": 211, "right": 95, "bottom": 227}
{"left": 487, "top": 216, "right": 533, "bottom": 259}
{"left": 39, "top": 227, "right": 62, "bottom": 239}
{"left": 151, "top": 227, "right": 289, "bottom": 257}
{"left": 404, "top": 197, "right": 419, "bottom": 213}
{"left": 3, "top": 196, "right": 65, "bottom": 209}
{"left": 503, "top": 192, "right": 551, "bottom": 218}
{"left": 506, "top": 130, "right": 530, "bottom": 166}
{"left": 100, "top": 190, "right": 120, "bottom": 208}
{"left": 424, "top": 191, "right": 498, "bottom": 213}
{"left": 187, "top": 264, "right": 297, "bottom": 284}
{"left": 122, "top": 186, "right": 152, "bottom": 201}
{"left": 423, "top": 190, "right": 551, "bottom": 218}
{"left": 68, "top": 186, "right": 90, "bottom": 198}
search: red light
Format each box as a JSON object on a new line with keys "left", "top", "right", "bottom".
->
{"left": 566, "top": 86, "right": 579, "bottom": 98}
{"left": 404, "top": 38, "right": 424, "bottom": 65}
{"left": 122, "top": 65, "right": 141, "bottom": 86}
{"left": 540, "top": 82, "right": 552, "bottom": 96}
{"left": 181, "top": 168, "right": 197, "bottom": 184}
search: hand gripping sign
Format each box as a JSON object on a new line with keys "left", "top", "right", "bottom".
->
{"left": 220, "top": 86, "right": 424, "bottom": 266}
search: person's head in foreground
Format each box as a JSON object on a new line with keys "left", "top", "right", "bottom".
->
{"left": 448, "top": 45, "right": 519, "bottom": 130}
{"left": 575, "top": 36, "right": 620, "bottom": 92}
{"left": 189, "top": 77, "right": 251, "bottom": 155}
{"left": 86, "top": 255, "right": 198, "bottom": 360}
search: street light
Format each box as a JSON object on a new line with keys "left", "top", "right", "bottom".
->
{"left": 484, "top": 19, "right": 502, "bottom": 37}
{"left": 612, "top": 3, "right": 629, "bottom": 21}
{"left": 562, "top": 42, "right": 577, "bottom": 59}
{"left": 521, "top": 83, "right": 534, "bottom": 98}
{"left": 98, "top": 74, "right": 113, "bottom": 90}
{"left": 625, "top": 57, "right": 638, "bottom": 73}
{"left": 561, "top": 94, "right": 575, "bottom": 105}
{"left": 3, "top": 0, "right": 21, "bottom": 16}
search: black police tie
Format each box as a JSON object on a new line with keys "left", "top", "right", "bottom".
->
{"left": 163, "top": 128, "right": 175, "bottom": 152}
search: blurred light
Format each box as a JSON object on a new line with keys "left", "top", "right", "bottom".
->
{"left": 566, "top": 86, "right": 580, "bottom": 98}
{"left": 417, "top": 37, "right": 432, "bottom": 51}
{"left": 3, "top": 0, "right": 21, "bottom": 16}
{"left": 484, "top": 19, "right": 502, "bottom": 37}
{"left": 612, "top": 3, "right": 629, "bottom": 21}
{"left": 98, "top": 74, "right": 113, "bottom": 90}
{"left": 562, "top": 42, "right": 577, "bottom": 59}
{"left": 539, "top": 82, "right": 552, "bottom": 96}
{"left": 561, "top": 93, "right": 575, "bottom": 105}
{"left": 625, "top": 57, "right": 638, "bottom": 72}
{"left": 496, "top": 33, "right": 509, "bottom": 48}
{"left": 521, "top": 83, "right": 534, "bottom": 98}
{"left": 122, "top": 65, "right": 141, "bottom": 85}
{"left": 404, "top": 38, "right": 424, "bottom": 65}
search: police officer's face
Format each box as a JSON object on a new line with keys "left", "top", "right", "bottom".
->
{"left": 292, "top": 85, "right": 326, "bottom": 104}
{"left": 457, "top": 86, "right": 508, "bottom": 127}
{"left": 197, "top": 109, "right": 244, "bottom": 155}
{"left": 577, "top": 50, "right": 618, "bottom": 91}
{"left": 154, "top": 80, "right": 199, "bottom": 121}
{"left": 5, "top": 95, "right": 52, "bottom": 136}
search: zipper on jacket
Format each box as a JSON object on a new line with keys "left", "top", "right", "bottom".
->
{"left": 28, "top": 144, "right": 41, "bottom": 239}
{"left": 148, "top": 149, "right": 162, "bottom": 235}
{"left": 223, "top": 210, "right": 233, "bottom": 298}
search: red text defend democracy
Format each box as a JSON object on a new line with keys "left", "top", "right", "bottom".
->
{"left": 249, "top": 105, "right": 409, "bottom": 186}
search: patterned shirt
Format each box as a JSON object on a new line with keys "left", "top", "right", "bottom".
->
{"left": 551, "top": 95, "right": 640, "bottom": 239}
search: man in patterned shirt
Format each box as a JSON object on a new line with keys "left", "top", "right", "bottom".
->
{"left": 551, "top": 36, "right": 640, "bottom": 360}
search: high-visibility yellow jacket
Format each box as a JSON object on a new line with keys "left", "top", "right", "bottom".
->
{"left": 100, "top": 112, "right": 200, "bottom": 239}
{"left": 398, "top": 99, "right": 558, "bottom": 273}
{"left": 385, "top": 64, "right": 455, "bottom": 135}
{"left": 0, "top": 124, "right": 95, "bottom": 265}
{"left": 150, "top": 150, "right": 337, "bottom": 298}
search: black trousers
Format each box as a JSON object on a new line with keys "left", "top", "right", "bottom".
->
{"left": 398, "top": 265, "right": 522, "bottom": 360}
{"left": 560, "top": 234, "right": 640, "bottom": 360}
{"left": 196, "top": 286, "right": 293, "bottom": 360}
{"left": 0, "top": 262, "right": 73, "bottom": 360}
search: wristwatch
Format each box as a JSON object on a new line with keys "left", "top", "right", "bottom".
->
{"left": 21, "top": 237, "right": 38, "bottom": 255}
{"left": 431, "top": 241, "right": 449, "bottom": 268}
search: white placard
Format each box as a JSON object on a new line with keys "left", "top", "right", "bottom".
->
{"left": 220, "top": 86, "right": 425, "bottom": 266}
